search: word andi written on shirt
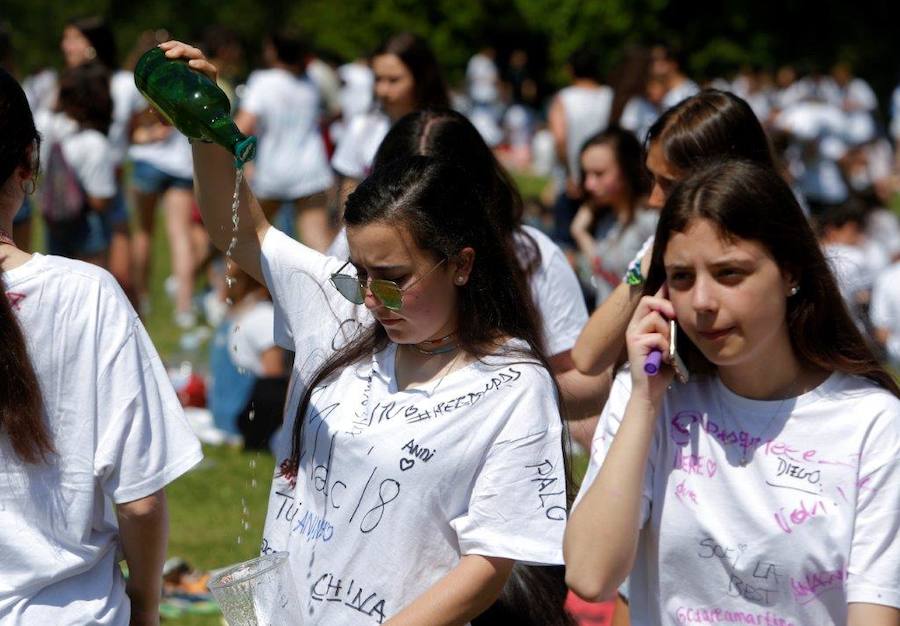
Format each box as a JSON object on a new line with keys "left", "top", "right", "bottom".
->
{"left": 311, "top": 572, "right": 388, "bottom": 625}
{"left": 675, "top": 606, "right": 795, "bottom": 626}
{"left": 400, "top": 438, "right": 435, "bottom": 471}
{"left": 348, "top": 367, "right": 524, "bottom": 434}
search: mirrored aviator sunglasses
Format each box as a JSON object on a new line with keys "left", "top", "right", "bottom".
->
{"left": 329, "top": 261, "right": 404, "bottom": 310}
{"left": 329, "top": 258, "right": 447, "bottom": 312}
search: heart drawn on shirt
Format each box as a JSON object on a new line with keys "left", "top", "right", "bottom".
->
{"left": 400, "top": 458, "right": 415, "bottom": 471}
{"left": 706, "top": 459, "right": 718, "bottom": 478}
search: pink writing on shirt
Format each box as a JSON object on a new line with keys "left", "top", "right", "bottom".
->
{"left": 673, "top": 448, "right": 718, "bottom": 478}
{"left": 670, "top": 411, "right": 762, "bottom": 454}
{"left": 675, "top": 479, "right": 699, "bottom": 505}
{"left": 789, "top": 569, "right": 846, "bottom": 604}
{"left": 675, "top": 606, "right": 794, "bottom": 626}
{"left": 773, "top": 499, "right": 828, "bottom": 534}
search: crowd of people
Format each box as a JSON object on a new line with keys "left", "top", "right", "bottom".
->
{"left": 1, "top": 15, "right": 900, "bottom": 626}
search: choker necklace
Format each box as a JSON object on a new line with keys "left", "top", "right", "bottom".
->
{"left": 0, "top": 227, "right": 16, "bottom": 248}
{"left": 413, "top": 341, "right": 459, "bottom": 356}
{"left": 414, "top": 332, "right": 458, "bottom": 355}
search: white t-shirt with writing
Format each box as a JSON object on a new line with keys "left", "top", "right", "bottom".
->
{"left": 241, "top": 69, "right": 334, "bottom": 200}
{"left": 326, "top": 224, "right": 587, "bottom": 357}
{"left": 576, "top": 370, "right": 900, "bottom": 626}
{"left": 0, "top": 255, "right": 203, "bottom": 625}
{"left": 259, "top": 228, "right": 566, "bottom": 625}
{"left": 331, "top": 111, "right": 391, "bottom": 180}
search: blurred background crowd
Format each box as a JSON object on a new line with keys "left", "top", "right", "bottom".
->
{"left": 4, "top": 2, "right": 900, "bottom": 450}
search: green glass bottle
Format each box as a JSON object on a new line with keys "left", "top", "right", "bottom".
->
{"left": 134, "top": 46, "right": 256, "bottom": 166}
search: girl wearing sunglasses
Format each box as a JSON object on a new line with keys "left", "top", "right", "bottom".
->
{"left": 167, "top": 41, "right": 568, "bottom": 625}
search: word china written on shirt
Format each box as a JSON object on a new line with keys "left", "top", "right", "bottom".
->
{"left": 346, "top": 366, "right": 523, "bottom": 435}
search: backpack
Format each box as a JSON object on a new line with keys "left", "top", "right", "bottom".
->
{"left": 40, "top": 141, "right": 88, "bottom": 223}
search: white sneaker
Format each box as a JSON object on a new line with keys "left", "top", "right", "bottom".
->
{"left": 175, "top": 310, "right": 197, "bottom": 330}
{"left": 164, "top": 275, "right": 178, "bottom": 300}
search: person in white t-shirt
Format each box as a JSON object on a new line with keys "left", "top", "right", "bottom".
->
{"left": 870, "top": 260, "right": 900, "bottom": 368}
{"left": 235, "top": 33, "right": 335, "bottom": 253}
{"left": 565, "top": 160, "right": 900, "bottom": 625}
{"left": 34, "top": 62, "right": 116, "bottom": 266}
{"left": 573, "top": 90, "right": 778, "bottom": 380}
{"left": 650, "top": 44, "right": 700, "bottom": 110}
{"left": 0, "top": 67, "right": 203, "bottom": 626}
{"left": 547, "top": 48, "right": 615, "bottom": 248}
{"left": 208, "top": 260, "right": 287, "bottom": 450}
{"left": 168, "top": 35, "right": 570, "bottom": 626}
{"left": 331, "top": 33, "right": 450, "bottom": 209}
{"left": 61, "top": 17, "right": 147, "bottom": 301}
{"left": 327, "top": 109, "right": 610, "bottom": 426}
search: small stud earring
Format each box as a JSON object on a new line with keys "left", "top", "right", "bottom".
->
{"left": 456, "top": 276, "right": 464, "bottom": 284}
{"left": 789, "top": 285, "right": 799, "bottom": 296}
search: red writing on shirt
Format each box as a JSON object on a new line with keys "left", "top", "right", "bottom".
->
{"left": 5, "top": 292, "right": 26, "bottom": 310}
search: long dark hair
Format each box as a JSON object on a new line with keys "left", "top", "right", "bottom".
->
{"left": 609, "top": 46, "right": 651, "bottom": 127}
{"left": 0, "top": 68, "right": 40, "bottom": 183}
{"left": 644, "top": 160, "right": 900, "bottom": 396}
{"left": 647, "top": 89, "right": 776, "bottom": 171}
{"left": 0, "top": 69, "right": 53, "bottom": 464}
{"left": 66, "top": 16, "right": 118, "bottom": 70}
{"left": 0, "top": 270, "right": 52, "bottom": 464}
{"left": 291, "top": 155, "right": 573, "bottom": 626}
{"left": 372, "top": 33, "right": 450, "bottom": 110}
{"left": 57, "top": 62, "right": 113, "bottom": 135}
{"left": 372, "top": 109, "right": 542, "bottom": 277}
{"left": 578, "top": 125, "right": 650, "bottom": 226}
{"left": 288, "top": 156, "right": 558, "bottom": 467}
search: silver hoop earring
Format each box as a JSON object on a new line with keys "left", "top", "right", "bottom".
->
{"left": 20, "top": 178, "right": 36, "bottom": 196}
{"left": 85, "top": 46, "right": 97, "bottom": 61}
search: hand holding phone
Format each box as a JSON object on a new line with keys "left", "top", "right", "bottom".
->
{"left": 644, "top": 319, "right": 689, "bottom": 384}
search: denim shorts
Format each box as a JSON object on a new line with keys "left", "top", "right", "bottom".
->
{"left": 132, "top": 160, "right": 193, "bottom": 195}
{"left": 107, "top": 183, "right": 130, "bottom": 228}
{"left": 46, "top": 210, "right": 111, "bottom": 258}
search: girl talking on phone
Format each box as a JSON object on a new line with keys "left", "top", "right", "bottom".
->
{"left": 564, "top": 160, "right": 900, "bottom": 625}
